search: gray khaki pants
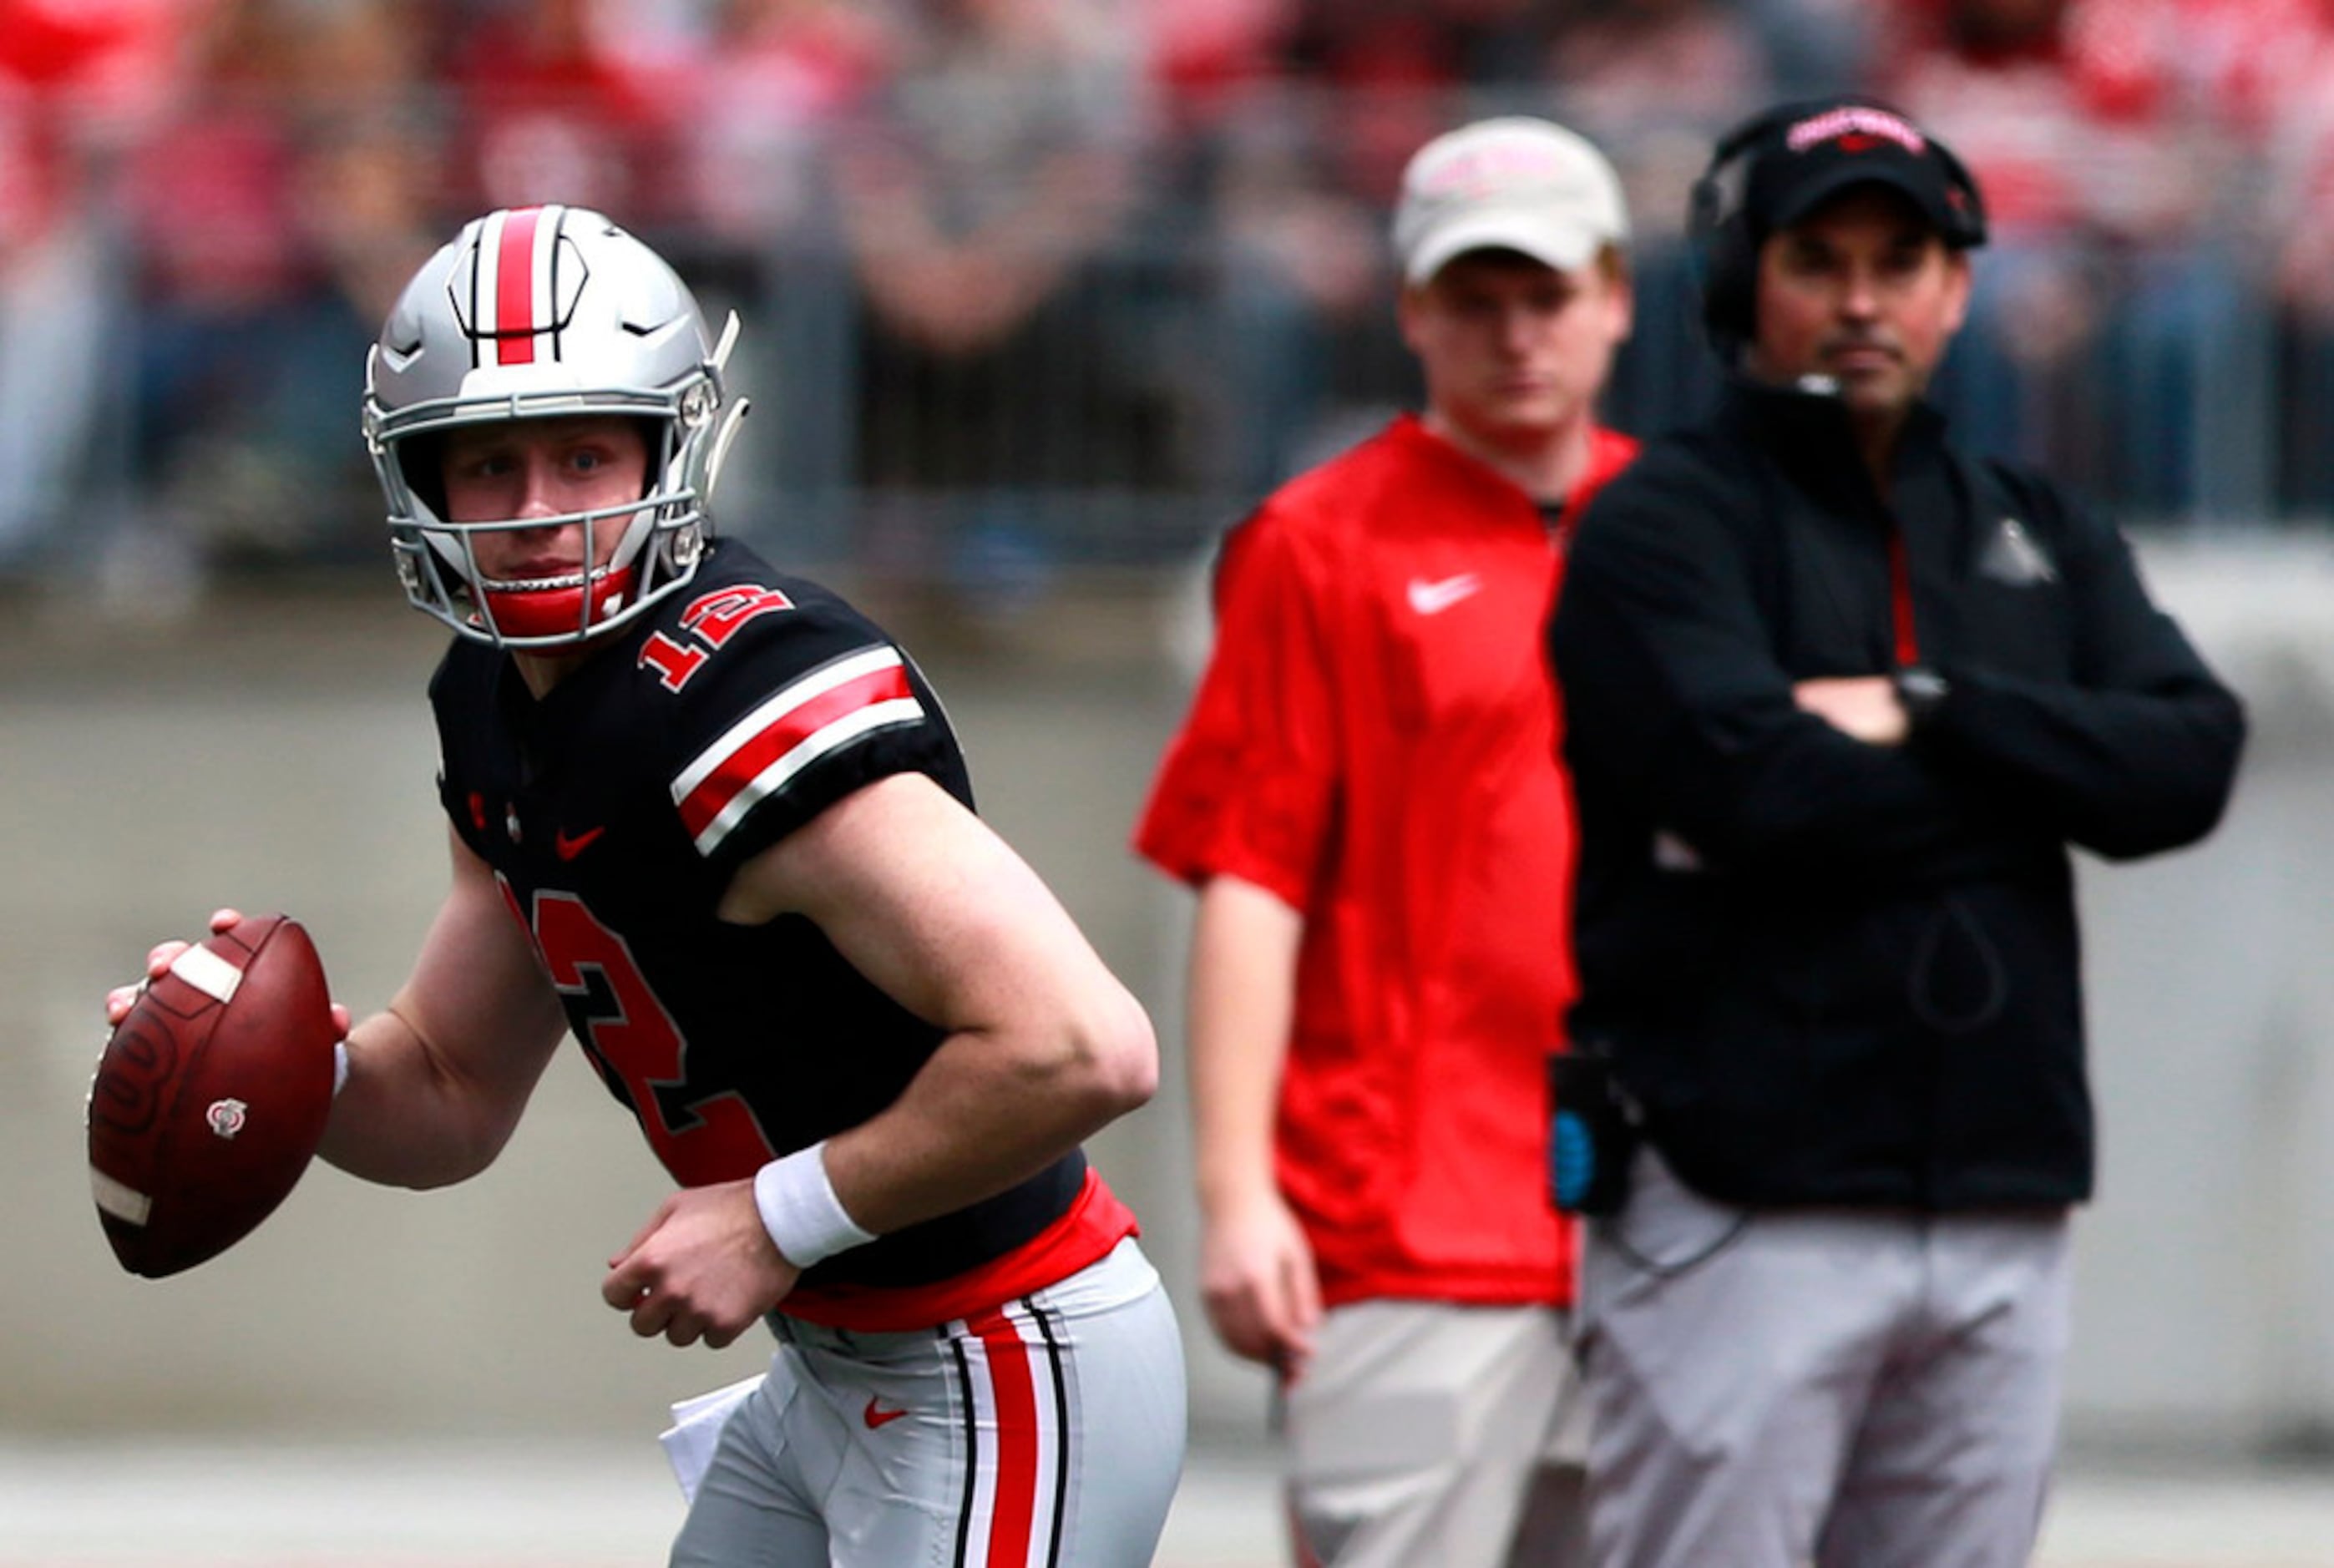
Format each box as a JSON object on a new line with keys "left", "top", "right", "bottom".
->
{"left": 1283, "top": 1299, "right": 1589, "bottom": 1568}
{"left": 1580, "top": 1149, "right": 2072, "bottom": 1568}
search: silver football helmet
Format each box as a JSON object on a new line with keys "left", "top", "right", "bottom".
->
{"left": 362, "top": 205, "right": 749, "bottom": 647}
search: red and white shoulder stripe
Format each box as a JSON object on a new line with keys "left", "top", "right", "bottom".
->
{"left": 669, "top": 645, "right": 925, "bottom": 857}
{"left": 950, "top": 1299, "right": 1072, "bottom": 1568}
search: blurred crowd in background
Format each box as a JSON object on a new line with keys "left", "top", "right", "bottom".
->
{"left": 3, "top": 0, "right": 2332, "bottom": 602}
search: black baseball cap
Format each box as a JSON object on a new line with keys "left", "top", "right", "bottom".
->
{"left": 1735, "top": 99, "right": 1987, "bottom": 248}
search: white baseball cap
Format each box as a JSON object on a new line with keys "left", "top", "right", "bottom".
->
{"left": 1392, "top": 117, "right": 1630, "bottom": 285}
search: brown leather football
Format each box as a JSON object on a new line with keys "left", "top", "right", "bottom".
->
{"left": 87, "top": 914, "right": 337, "bottom": 1278}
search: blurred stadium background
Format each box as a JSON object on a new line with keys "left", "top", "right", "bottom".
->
{"left": 6, "top": 0, "right": 2334, "bottom": 1561}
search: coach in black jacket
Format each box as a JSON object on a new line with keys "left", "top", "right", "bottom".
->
{"left": 1547, "top": 98, "right": 2245, "bottom": 1568}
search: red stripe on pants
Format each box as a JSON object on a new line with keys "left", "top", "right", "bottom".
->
{"left": 970, "top": 1307, "right": 1040, "bottom": 1567}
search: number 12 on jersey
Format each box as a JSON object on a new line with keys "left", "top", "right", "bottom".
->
{"left": 509, "top": 883, "right": 779, "bottom": 1186}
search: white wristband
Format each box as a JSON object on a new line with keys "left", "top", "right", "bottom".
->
{"left": 753, "top": 1141, "right": 876, "bottom": 1269}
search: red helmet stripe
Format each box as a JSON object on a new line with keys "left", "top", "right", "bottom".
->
{"left": 496, "top": 207, "right": 543, "bottom": 366}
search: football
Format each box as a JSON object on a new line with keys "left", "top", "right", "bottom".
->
{"left": 87, "top": 914, "right": 339, "bottom": 1278}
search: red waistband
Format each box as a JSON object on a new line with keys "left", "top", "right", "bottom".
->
{"left": 778, "top": 1168, "right": 1139, "bottom": 1333}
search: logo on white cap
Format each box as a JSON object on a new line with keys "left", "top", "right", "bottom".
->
{"left": 1393, "top": 118, "right": 1629, "bottom": 285}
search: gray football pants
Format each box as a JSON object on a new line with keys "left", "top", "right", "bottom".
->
{"left": 1580, "top": 1148, "right": 2073, "bottom": 1568}
{"left": 671, "top": 1238, "right": 1187, "bottom": 1567}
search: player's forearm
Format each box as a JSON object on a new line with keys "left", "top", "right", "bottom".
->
{"left": 822, "top": 986, "right": 1157, "bottom": 1237}
{"left": 318, "top": 1005, "right": 530, "bottom": 1189}
{"left": 320, "top": 832, "right": 570, "bottom": 1188}
{"left": 1187, "top": 876, "right": 1304, "bottom": 1220}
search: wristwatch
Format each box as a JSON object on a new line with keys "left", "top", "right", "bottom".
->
{"left": 1895, "top": 665, "right": 1951, "bottom": 730}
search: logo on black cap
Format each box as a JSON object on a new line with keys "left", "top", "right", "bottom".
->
{"left": 1785, "top": 106, "right": 1927, "bottom": 158}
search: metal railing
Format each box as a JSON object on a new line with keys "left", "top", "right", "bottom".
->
{"left": 1, "top": 80, "right": 2322, "bottom": 595}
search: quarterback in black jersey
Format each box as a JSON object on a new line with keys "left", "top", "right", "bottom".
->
{"left": 107, "top": 205, "right": 1187, "bottom": 1567}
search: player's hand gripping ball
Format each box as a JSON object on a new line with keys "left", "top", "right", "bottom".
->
{"left": 87, "top": 914, "right": 338, "bottom": 1277}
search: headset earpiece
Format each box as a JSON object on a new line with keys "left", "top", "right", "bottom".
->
{"left": 1689, "top": 107, "right": 1790, "bottom": 357}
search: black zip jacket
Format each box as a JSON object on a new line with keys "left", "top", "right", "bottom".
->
{"left": 1547, "top": 377, "right": 2246, "bottom": 1209}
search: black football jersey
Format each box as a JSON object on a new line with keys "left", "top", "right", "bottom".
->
{"left": 428, "top": 539, "right": 1085, "bottom": 1289}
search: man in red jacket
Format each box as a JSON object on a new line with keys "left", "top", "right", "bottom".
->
{"left": 1134, "top": 118, "right": 1638, "bottom": 1567}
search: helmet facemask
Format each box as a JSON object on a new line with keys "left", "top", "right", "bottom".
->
{"left": 362, "top": 206, "right": 749, "bottom": 650}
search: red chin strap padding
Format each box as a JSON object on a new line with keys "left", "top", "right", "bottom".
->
{"left": 479, "top": 564, "right": 638, "bottom": 643}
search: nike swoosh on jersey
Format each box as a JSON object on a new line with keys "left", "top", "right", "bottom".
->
{"left": 1406, "top": 573, "right": 1483, "bottom": 615}
{"left": 554, "top": 826, "right": 606, "bottom": 861}
{"left": 863, "top": 1395, "right": 909, "bottom": 1429}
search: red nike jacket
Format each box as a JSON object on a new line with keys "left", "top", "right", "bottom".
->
{"left": 1136, "top": 414, "right": 1637, "bottom": 1309}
